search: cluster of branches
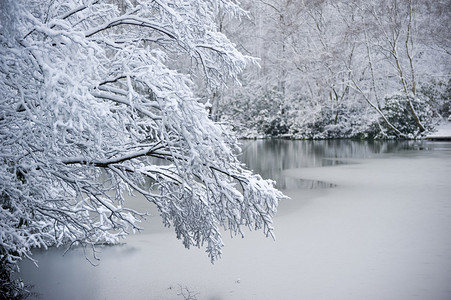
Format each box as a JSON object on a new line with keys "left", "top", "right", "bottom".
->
{"left": 0, "top": 0, "right": 285, "bottom": 294}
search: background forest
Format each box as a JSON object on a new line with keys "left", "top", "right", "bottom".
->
{"left": 207, "top": 0, "right": 451, "bottom": 139}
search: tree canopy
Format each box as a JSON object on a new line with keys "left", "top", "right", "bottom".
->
{"left": 0, "top": 1, "right": 284, "bottom": 295}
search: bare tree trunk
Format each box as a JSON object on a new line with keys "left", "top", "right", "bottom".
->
{"left": 370, "top": 1, "right": 425, "bottom": 133}
{"left": 363, "top": 28, "right": 381, "bottom": 109}
{"left": 405, "top": 0, "right": 425, "bottom": 132}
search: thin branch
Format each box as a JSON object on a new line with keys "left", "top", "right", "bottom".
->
{"left": 85, "top": 16, "right": 177, "bottom": 39}
{"left": 90, "top": 90, "right": 162, "bottom": 120}
{"left": 61, "top": 145, "right": 164, "bottom": 167}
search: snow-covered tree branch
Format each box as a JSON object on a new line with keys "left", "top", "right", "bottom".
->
{"left": 0, "top": 0, "right": 284, "bottom": 294}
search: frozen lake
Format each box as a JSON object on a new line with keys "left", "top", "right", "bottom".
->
{"left": 19, "top": 140, "right": 451, "bottom": 299}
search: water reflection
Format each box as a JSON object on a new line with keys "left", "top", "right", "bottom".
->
{"left": 287, "top": 178, "right": 336, "bottom": 190}
{"left": 238, "top": 139, "right": 444, "bottom": 190}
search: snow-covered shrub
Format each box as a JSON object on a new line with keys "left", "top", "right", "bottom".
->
{"left": 258, "top": 91, "right": 290, "bottom": 136}
{"left": 418, "top": 79, "right": 451, "bottom": 121}
{"left": 289, "top": 98, "right": 378, "bottom": 139}
{"left": 381, "top": 94, "right": 434, "bottom": 136}
{"left": 288, "top": 97, "right": 327, "bottom": 139}
{"left": 217, "top": 88, "right": 290, "bottom": 138}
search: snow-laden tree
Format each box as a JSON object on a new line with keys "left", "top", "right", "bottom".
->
{"left": 216, "top": 0, "right": 450, "bottom": 139}
{"left": 0, "top": 0, "right": 284, "bottom": 292}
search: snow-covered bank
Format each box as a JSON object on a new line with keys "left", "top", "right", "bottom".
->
{"left": 238, "top": 122, "right": 451, "bottom": 140}
{"left": 19, "top": 141, "right": 451, "bottom": 300}
{"left": 426, "top": 122, "right": 451, "bottom": 140}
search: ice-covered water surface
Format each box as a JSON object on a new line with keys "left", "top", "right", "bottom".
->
{"left": 19, "top": 140, "right": 451, "bottom": 300}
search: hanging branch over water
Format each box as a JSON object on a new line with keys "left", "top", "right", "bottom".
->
{"left": 0, "top": 1, "right": 285, "bottom": 294}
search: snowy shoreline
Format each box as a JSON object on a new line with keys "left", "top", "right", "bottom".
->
{"left": 236, "top": 121, "right": 451, "bottom": 141}
{"left": 425, "top": 121, "right": 451, "bottom": 141}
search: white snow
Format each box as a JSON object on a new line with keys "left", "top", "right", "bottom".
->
{"left": 19, "top": 143, "right": 451, "bottom": 300}
{"left": 427, "top": 121, "right": 451, "bottom": 139}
